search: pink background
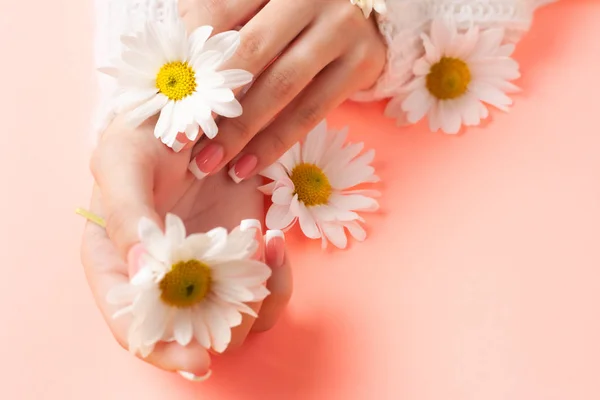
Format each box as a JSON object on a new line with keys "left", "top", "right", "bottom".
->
{"left": 1, "top": 1, "right": 599, "bottom": 399}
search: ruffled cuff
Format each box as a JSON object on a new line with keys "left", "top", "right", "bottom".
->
{"left": 354, "top": 0, "right": 556, "bottom": 103}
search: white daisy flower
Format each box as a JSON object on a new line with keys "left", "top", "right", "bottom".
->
{"left": 107, "top": 215, "right": 271, "bottom": 357}
{"left": 259, "top": 120, "right": 380, "bottom": 250}
{"left": 396, "top": 18, "right": 521, "bottom": 134}
{"left": 101, "top": 20, "right": 253, "bottom": 149}
{"left": 350, "top": 0, "right": 387, "bottom": 18}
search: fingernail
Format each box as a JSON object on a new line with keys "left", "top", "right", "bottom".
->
{"left": 178, "top": 369, "right": 212, "bottom": 382}
{"left": 127, "top": 243, "right": 146, "bottom": 278}
{"left": 265, "top": 230, "right": 285, "bottom": 267}
{"left": 228, "top": 154, "right": 258, "bottom": 184}
{"left": 240, "top": 219, "right": 262, "bottom": 234}
{"left": 188, "top": 144, "right": 224, "bottom": 180}
{"left": 171, "top": 140, "right": 185, "bottom": 153}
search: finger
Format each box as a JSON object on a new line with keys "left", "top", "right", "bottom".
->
{"left": 81, "top": 188, "right": 211, "bottom": 377}
{"left": 189, "top": 26, "right": 343, "bottom": 181}
{"left": 218, "top": 0, "right": 314, "bottom": 74}
{"left": 251, "top": 230, "right": 292, "bottom": 332}
{"left": 178, "top": 0, "right": 264, "bottom": 34}
{"left": 227, "top": 58, "right": 366, "bottom": 181}
{"left": 90, "top": 119, "right": 162, "bottom": 259}
{"left": 226, "top": 219, "right": 266, "bottom": 350}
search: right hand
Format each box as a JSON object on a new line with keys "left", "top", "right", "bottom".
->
{"left": 82, "top": 116, "right": 292, "bottom": 378}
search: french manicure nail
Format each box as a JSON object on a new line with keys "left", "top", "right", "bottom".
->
{"left": 228, "top": 154, "right": 258, "bottom": 184}
{"left": 240, "top": 219, "right": 262, "bottom": 234}
{"left": 188, "top": 144, "right": 224, "bottom": 180}
{"left": 265, "top": 230, "right": 285, "bottom": 267}
{"left": 178, "top": 370, "right": 212, "bottom": 382}
{"left": 171, "top": 140, "right": 185, "bottom": 153}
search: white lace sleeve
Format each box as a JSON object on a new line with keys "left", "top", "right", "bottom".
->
{"left": 92, "top": 0, "right": 178, "bottom": 141}
{"left": 354, "top": 0, "right": 556, "bottom": 102}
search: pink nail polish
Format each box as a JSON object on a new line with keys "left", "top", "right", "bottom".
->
{"left": 188, "top": 144, "right": 224, "bottom": 180}
{"left": 228, "top": 154, "right": 258, "bottom": 183}
{"left": 265, "top": 230, "right": 285, "bottom": 268}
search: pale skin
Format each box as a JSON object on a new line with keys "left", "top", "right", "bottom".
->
{"left": 83, "top": 0, "right": 387, "bottom": 377}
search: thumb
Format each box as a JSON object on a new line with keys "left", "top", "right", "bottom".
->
{"left": 91, "top": 135, "right": 162, "bottom": 259}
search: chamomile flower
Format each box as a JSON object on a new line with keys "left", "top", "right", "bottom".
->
{"left": 259, "top": 120, "right": 380, "bottom": 249}
{"left": 107, "top": 215, "right": 271, "bottom": 357}
{"left": 393, "top": 18, "right": 521, "bottom": 134}
{"left": 351, "top": 0, "right": 387, "bottom": 18}
{"left": 101, "top": 20, "right": 253, "bottom": 150}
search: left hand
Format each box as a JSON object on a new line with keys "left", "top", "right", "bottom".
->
{"left": 179, "top": 0, "right": 387, "bottom": 182}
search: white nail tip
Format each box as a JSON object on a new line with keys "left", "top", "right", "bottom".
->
{"left": 228, "top": 167, "right": 243, "bottom": 184}
{"left": 178, "top": 369, "right": 212, "bottom": 382}
{"left": 240, "top": 219, "right": 262, "bottom": 232}
{"left": 265, "top": 230, "right": 285, "bottom": 243}
{"left": 188, "top": 159, "right": 208, "bottom": 180}
{"left": 171, "top": 140, "right": 185, "bottom": 153}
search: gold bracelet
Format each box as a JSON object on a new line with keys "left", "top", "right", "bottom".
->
{"left": 75, "top": 208, "right": 107, "bottom": 228}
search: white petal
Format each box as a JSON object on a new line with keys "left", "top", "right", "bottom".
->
{"left": 140, "top": 299, "right": 170, "bottom": 345}
{"left": 192, "top": 307, "right": 211, "bottom": 349}
{"left": 210, "top": 299, "right": 243, "bottom": 327}
{"left": 205, "top": 303, "right": 232, "bottom": 353}
{"left": 431, "top": 18, "right": 453, "bottom": 53}
{"left": 165, "top": 213, "right": 186, "bottom": 247}
{"left": 219, "top": 69, "right": 253, "bottom": 89}
{"left": 124, "top": 94, "right": 168, "bottom": 128}
{"left": 449, "top": 26, "right": 479, "bottom": 60}
{"left": 427, "top": 102, "right": 442, "bottom": 132}
{"left": 173, "top": 309, "right": 193, "bottom": 346}
{"left": 421, "top": 33, "right": 440, "bottom": 64}
{"left": 280, "top": 143, "right": 301, "bottom": 173}
{"left": 205, "top": 88, "right": 235, "bottom": 103}
{"left": 329, "top": 193, "right": 379, "bottom": 212}
{"left": 265, "top": 204, "right": 296, "bottom": 230}
{"left": 138, "top": 217, "right": 170, "bottom": 263}
{"left": 106, "top": 284, "right": 137, "bottom": 305}
{"left": 321, "top": 223, "right": 348, "bottom": 249}
{"left": 344, "top": 221, "right": 367, "bottom": 242}
{"left": 211, "top": 259, "right": 271, "bottom": 284}
{"left": 439, "top": 100, "right": 462, "bottom": 134}
{"left": 198, "top": 116, "right": 218, "bottom": 139}
{"left": 189, "top": 26, "right": 214, "bottom": 55}
{"left": 292, "top": 199, "right": 321, "bottom": 239}
{"left": 192, "top": 50, "right": 224, "bottom": 72}
{"left": 302, "top": 120, "right": 328, "bottom": 165}
{"left": 260, "top": 162, "right": 288, "bottom": 181}
{"left": 184, "top": 122, "right": 200, "bottom": 142}
{"left": 402, "top": 88, "right": 434, "bottom": 124}
{"left": 204, "top": 227, "right": 228, "bottom": 257}
{"left": 210, "top": 99, "right": 242, "bottom": 118}
{"left": 131, "top": 266, "right": 156, "bottom": 287}
{"left": 204, "top": 30, "right": 240, "bottom": 61}
{"left": 472, "top": 28, "right": 505, "bottom": 58}
{"left": 154, "top": 100, "right": 175, "bottom": 139}
{"left": 272, "top": 186, "right": 294, "bottom": 206}
{"left": 470, "top": 82, "right": 513, "bottom": 111}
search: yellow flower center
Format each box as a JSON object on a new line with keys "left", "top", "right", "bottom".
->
{"left": 155, "top": 61, "right": 197, "bottom": 101}
{"left": 426, "top": 57, "right": 471, "bottom": 100}
{"left": 290, "top": 163, "right": 332, "bottom": 207}
{"left": 159, "top": 260, "right": 212, "bottom": 308}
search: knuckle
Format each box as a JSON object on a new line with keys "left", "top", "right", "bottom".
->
{"left": 225, "top": 116, "right": 254, "bottom": 143}
{"left": 265, "top": 67, "right": 298, "bottom": 100}
{"left": 297, "top": 102, "right": 323, "bottom": 128}
{"left": 267, "top": 132, "right": 292, "bottom": 159}
{"left": 200, "top": 0, "right": 227, "bottom": 16}
{"left": 236, "top": 31, "right": 265, "bottom": 62}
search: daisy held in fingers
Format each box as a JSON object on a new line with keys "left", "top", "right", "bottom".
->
{"left": 106, "top": 214, "right": 271, "bottom": 357}
{"left": 101, "top": 19, "right": 252, "bottom": 149}
{"left": 390, "top": 18, "right": 521, "bottom": 134}
{"left": 259, "top": 121, "right": 380, "bottom": 249}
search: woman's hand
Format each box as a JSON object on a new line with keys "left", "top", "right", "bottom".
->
{"left": 83, "top": 117, "right": 292, "bottom": 377}
{"left": 181, "top": 0, "right": 387, "bottom": 183}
